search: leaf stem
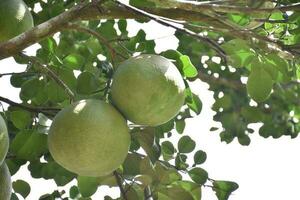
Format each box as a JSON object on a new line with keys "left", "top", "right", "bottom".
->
{"left": 113, "top": 171, "right": 128, "bottom": 200}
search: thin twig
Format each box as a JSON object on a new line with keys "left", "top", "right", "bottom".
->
{"left": 0, "top": 96, "right": 57, "bottom": 117}
{"left": 113, "top": 171, "right": 128, "bottom": 200}
{"left": 64, "top": 23, "right": 127, "bottom": 62}
{"left": 114, "top": 0, "right": 227, "bottom": 62}
{"left": 0, "top": 72, "right": 37, "bottom": 78}
{"left": 18, "top": 53, "right": 75, "bottom": 101}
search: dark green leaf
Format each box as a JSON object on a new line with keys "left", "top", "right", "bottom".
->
{"left": 178, "top": 136, "right": 196, "bottom": 153}
{"left": 175, "top": 120, "right": 185, "bottom": 134}
{"left": 213, "top": 180, "right": 239, "bottom": 200}
{"left": 13, "top": 180, "right": 31, "bottom": 198}
{"left": 193, "top": 150, "right": 207, "bottom": 165}
{"left": 188, "top": 167, "right": 208, "bottom": 184}
{"left": 77, "top": 176, "right": 98, "bottom": 197}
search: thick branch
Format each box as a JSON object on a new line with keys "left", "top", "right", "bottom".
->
{"left": 0, "top": 2, "right": 226, "bottom": 60}
{"left": 153, "top": 0, "right": 300, "bottom": 14}
{"left": 0, "top": 2, "right": 89, "bottom": 60}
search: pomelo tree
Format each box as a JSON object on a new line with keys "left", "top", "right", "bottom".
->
{"left": 0, "top": 0, "right": 300, "bottom": 199}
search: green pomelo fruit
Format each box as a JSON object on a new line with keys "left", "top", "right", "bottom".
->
{"left": 0, "top": 0, "right": 34, "bottom": 42}
{"left": 111, "top": 54, "right": 185, "bottom": 126}
{"left": 48, "top": 99, "right": 130, "bottom": 177}
{"left": 0, "top": 115, "right": 9, "bottom": 165}
{"left": 0, "top": 163, "right": 12, "bottom": 200}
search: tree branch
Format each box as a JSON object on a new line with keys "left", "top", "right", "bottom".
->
{"left": 0, "top": 1, "right": 89, "bottom": 60}
{"left": 153, "top": 0, "right": 300, "bottom": 14}
{"left": 0, "top": 96, "right": 58, "bottom": 117}
{"left": 18, "top": 53, "right": 75, "bottom": 101}
{"left": 114, "top": 0, "right": 227, "bottom": 61}
{"left": 63, "top": 23, "right": 127, "bottom": 61}
{"left": 113, "top": 171, "right": 128, "bottom": 200}
{"left": 0, "top": 2, "right": 226, "bottom": 61}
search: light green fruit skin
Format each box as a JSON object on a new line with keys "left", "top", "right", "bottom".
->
{"left": 48, "top": 99, "right": 130, "bottom": 177}
{"left": 0, "top": 0, "right": 34, "bottom": 42}
{"left": 111, "top": 54, "right": 185, "bottom": 126}
{"left": 0, "top": 163, "right": 12, "bottom": 200}
{"left": 0, "top": 115, "right": 9, "bottom": 166}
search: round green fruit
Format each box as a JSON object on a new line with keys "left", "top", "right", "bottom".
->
{"left": 0, "top": 115, "right": 9, "bottom": 165}
{"left": 48, "top": 99, "right": 130, "bottom": 177}
{"left": 0, "top": 163, "right": 12, "bottom": 200}
{"left": 111, "top": 54, "right": 185, "bottom": 126}
{"left": 0, "top": 0, "right": 34, "bottom": 42}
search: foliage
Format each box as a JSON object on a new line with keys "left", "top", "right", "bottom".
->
{"left": 0, "top": 0, "right": 300, "bottom": 199}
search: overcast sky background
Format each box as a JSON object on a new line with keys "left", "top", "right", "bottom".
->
{"left": 1, "top": 19, "right": 300, "bottom": 200}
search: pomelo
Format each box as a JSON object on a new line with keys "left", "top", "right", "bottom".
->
{"left": 0, "top": 163, "right": 12, "bottom": 200}
{"left": 0, "top": 0, "right": 34, "bottom": 42}
{"left": 0, "top": 115, "right": 9, "bottom": 165}
{"left": 48, "top": 99, "right": 130, "bottom": 177}
{"left": 111, "top": 54, "right": 185, "bottom": 126}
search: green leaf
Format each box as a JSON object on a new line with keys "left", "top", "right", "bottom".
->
{"left": 240, "top": 106, "right": 265, "bottom": 123}
{"left": 185, "top": 89, "right": 202, "bottom": 115}
{"left": 213, "top": 180, "right": 239, "bottom": 200}
{"left": 161, "top": 141, "right": 175, "bottom": 155}
{"left": 178, "top": 136, "right": 196, "bottom": 153}
{"left": 179, "top": 55, "right": 198, "bottom": 78}
{"left": 172, "top": 181, "right": 201, "bottom": 200}
{"left": 13, "top": 180, "right": 31, "bottom": 198}
{"left": 69, "top": 186, "right": 80, "bottom": 199}
{"left": 77, "top": 176, "right": 98, "bottom": 197}
{"left": 160, "top": 50, "right": 183, "bottom": 60}
{"left": 63, "top": 53, "right": 85, "bottom": 70}
{"left": 157, "top": 186, "right": 194, "bottom": 200}
{"left": 126, "top": 184, "right": 144, "bottom": 199}
{"left": 238, "top": 134, "right": 251, "bottom": 146}
{"left": 76, "top": 71, "right": 100, "bottom": 95}
{"left": 123, "top": 153, "right": 143, "bottom": 176}
{"left": 175, "top": 120, "right": 185, "bottom": 134}
{"left": 247, "top": 66, "right": 273, "bottom": 102}
{"left": 11, "top": 130, "right": 48, "bottom": 160}
{"left": 129, "top": 0, "right": 156, "bottom": 7}
{"left": 133, "top": 128, "right": 161, "bottom": 164}
{"left": 188, "top": 167, "right": 208, "bottom": 184}
{"left": 175, "top": 154, "right": 189, "bottom": 170}
{"left": 20, "top": 78, "right": 44, "bottom": 100}
{"left": 193, "top": 150, "right": 207, "bottom": 165}
{"left": 10, "top": 110, "right": 32, "bottom": 129}
{"left": 222, "top": 39, "right": 255, "bottom": 68}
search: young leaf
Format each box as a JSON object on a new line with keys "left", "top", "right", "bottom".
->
{"left": 179, "top": 55, "right": 198, "bottom": 78}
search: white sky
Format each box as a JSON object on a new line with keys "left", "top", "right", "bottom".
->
{"left": 1, "top": 20, "right": 300, "bottom": 200}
